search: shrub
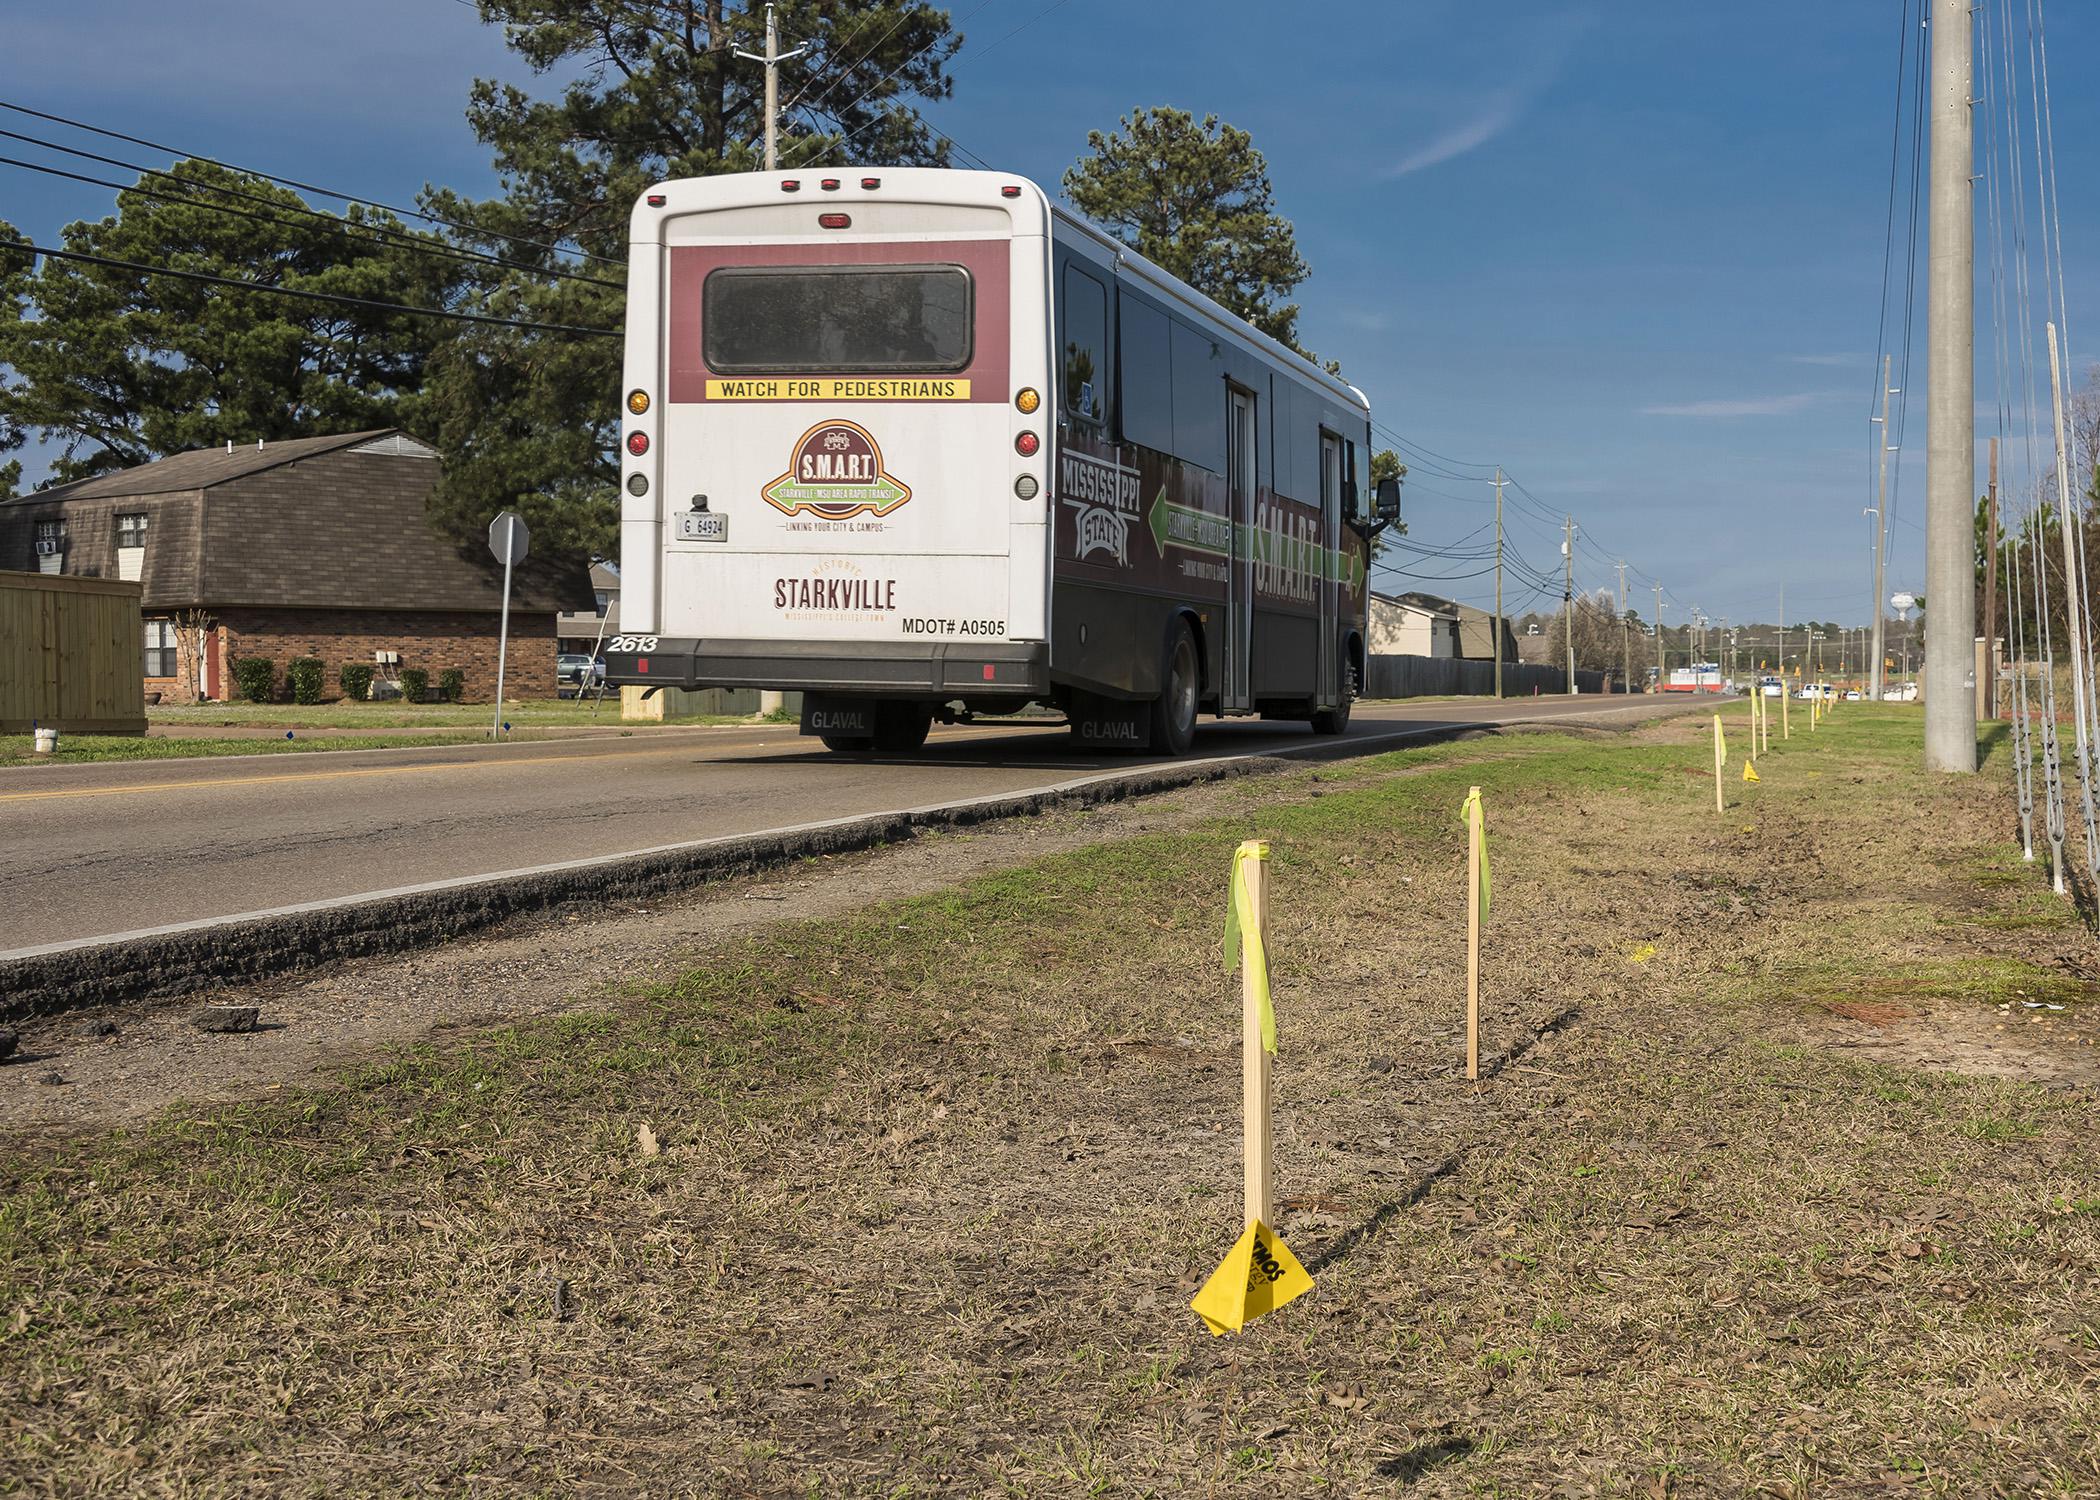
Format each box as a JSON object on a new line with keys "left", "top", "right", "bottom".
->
{"left": 339, "top": 663, "right": 375, "bottom": 701}
{"left": 438, "top": 667, "right": 466, "bottom": 703}
{"left": 287, "top": 657, "right": 325, "bottom": 705}
{"left": 397, "top": 667, "right": 430, "bottom": 703}
{"left": 232, "top": 657, "right": 276, "bottom": 704}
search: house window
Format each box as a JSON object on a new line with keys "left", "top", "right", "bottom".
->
{"left": 34, "top": 519, "right": 65, "bottom": 575}
{"left": 116, "top": 512, "right": 147, "bottom": 582}
{"left": 144, "top": 619, "right": 178, "bottom": 678}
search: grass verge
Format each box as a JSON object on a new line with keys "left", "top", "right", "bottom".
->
{"left": 3, "top": 706, "right": 2097, "bottom": 1495}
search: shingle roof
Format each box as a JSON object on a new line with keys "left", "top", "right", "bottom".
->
{"left": 1, "top": 431, "right": 421, "bottom": 503}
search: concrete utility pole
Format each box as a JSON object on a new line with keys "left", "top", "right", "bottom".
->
{"left": 1870, "top": 354, "right": 1896, "bottom": 700}
{"left": 1653, "top": 583, "right": 1664, "bottom": 692}
{"left": 1924, "top": 0, "right": 1976, "bottom": 770}
{"left": 1983, "top": 436, "right": 1998, "bottom": 718}
{"left": 1493, "top": 468, "right": 1505, "bottom": 700}
{"left": 738, "top": 3, "right": 808, "bottom": 171}
{"left": 1562, "top": 515, "right": 1577, "bottom": 693}
{"left": 1618, "top": 560, "right": 1631, "bottom": 693}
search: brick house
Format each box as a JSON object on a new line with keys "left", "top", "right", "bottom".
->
{"left": 0, "top": 431, "right": 591, "bottom": 702}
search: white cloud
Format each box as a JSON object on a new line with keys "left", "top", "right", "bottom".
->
{"left": 1787, "top": 353, "right": 1867, "bottom": 368}
{"left": 1384, "top": 96, "right": 1521, "bottom": 178}
{"left": 1380, "top": 11, "right": 1593, "bottom": 180}
{"left": 1641, "top": 393, "right": 1823, "bottom": 418}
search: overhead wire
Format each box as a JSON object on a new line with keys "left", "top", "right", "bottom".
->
{"left": 0, "top": 97, "right": 620, "bottom": 268}
{"left": 1, "top": 240, "right": 619, "bottom": 337}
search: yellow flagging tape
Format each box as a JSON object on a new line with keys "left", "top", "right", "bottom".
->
{"left": 1458, "top": 786, "right": 1491, "bottom": 921}
{"left": 1190, "top": 1218, "right": 1314, "bottom": 1335}
{"left": 1222, "top": 840, "right": 1275, "bottom": 1054}
{"left": 1743, "top": 759, "right": 1760, "bottom": 783}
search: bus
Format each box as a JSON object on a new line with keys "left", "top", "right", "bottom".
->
{"left": 603, "top": 168, "right": 1399, "bottom": 754}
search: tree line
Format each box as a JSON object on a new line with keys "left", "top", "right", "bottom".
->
{"left": 0, "top": 1, "right": 1399, "bottom": 569}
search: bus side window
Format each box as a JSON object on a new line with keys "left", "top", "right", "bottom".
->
{"left": 1062, "top": 267, "right": 1109, "bottom": 426}
{"left": 1118, "top": 295, "right": 1173, "bottom": 453}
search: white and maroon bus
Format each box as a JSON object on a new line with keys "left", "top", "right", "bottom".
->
{"left": 604, "top": 168, "right": 1398, "bottom": 753}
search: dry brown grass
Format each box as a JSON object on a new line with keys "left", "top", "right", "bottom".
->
{"left": 4, "top": 708, "right": 2099, "bottom": 1496}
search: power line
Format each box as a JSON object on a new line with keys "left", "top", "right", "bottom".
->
{"left": 0, "top": 97, "right": 620, "bottom": 268}
{"left": 3, "top": 240, "right": 619, "bottom": 337}
{"left": 0, "top": 148, "right": 622, "bottom": 290}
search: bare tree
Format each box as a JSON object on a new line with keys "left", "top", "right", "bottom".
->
{"left": 169, "top": 608, "right": 213, "bottom": 704}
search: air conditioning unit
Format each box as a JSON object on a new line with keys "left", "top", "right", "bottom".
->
{"left": 374, "top": 649, "right": 401, "bottom": 667}
{"left": 34, "top": 538, "right": 60, "bottom": 556}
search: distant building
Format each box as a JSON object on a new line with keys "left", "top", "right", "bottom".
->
{"left": 557, "top": 561, "right": 620, "bottom": 655}
{"left": 1369, "top": 592, "right": 1460, "bottom": 658}
{"left": 0, "top": 431, "right": 592, "bottom": 702}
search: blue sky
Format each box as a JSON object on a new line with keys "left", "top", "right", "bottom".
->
{"left": 4, "top": 0, "right": 2095, "bottom": 631}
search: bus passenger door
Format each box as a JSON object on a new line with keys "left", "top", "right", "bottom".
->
{"left": 1319, "top": 432, "right": 1343, "bottom": 706}
{"left": 1225, "top": 387, "right": 1256, "bottom": 712}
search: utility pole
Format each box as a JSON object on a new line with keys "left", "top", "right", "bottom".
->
{"left": 1562, "top": 515, "right": 1577, "bottom": 693}
{"left": 1493, "top": 468, "right": 1505, "bottom": 700}
{"left": 1870, "top": 354, "right": 1896, "bottom": 701}
{"left": 737, "top": 3, "right": 808, "bottom": 171}
{"left": 1618, "top": 560, "right": 1631, "bottom": 694}
{"left": 1983, "top": 436, "right": 1998, "bottom": 718}
{"left": 1653, "top": 583, "right": 1664, "bottom": 693}
{"left": 1924, "top": 0, "right": 1976, "bottom": 770}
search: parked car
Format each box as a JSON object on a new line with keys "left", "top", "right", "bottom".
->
{"left": 557, "top": 653, "right": 605, "bottom": 695}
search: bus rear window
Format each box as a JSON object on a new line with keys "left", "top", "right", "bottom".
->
{"left": 703, "top": 264, "right": 973, "bottom": 374}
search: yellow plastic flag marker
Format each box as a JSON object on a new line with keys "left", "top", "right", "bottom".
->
{"left": 1222, "top": 841, "right": 1275, "bottom": 1054}
{"left": 1458, "top": 787, "right": 1491, "bottom": 921}
{"left": 1190, "top": 1218, "right": 1314, "bottom": 1336}
{"left": 1743, "top": 759, "right": 1760, "bottom": 783}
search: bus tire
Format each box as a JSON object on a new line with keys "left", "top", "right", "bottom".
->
{"left": 1148, "top": 621, "right": 1200, "bottom": 756}
{"left": 1311, "top": 660, "right": 1355, "bottom": 735}
{"left": 819, "top": 734, "right": 874, "bottom": 753}
{"left": 872, "top": 703, "right": 932, "bottom": 753}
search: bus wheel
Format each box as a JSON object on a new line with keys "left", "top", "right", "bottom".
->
{"left": 1311, "top": 661, "right": 1355, "bottom": 735}
{"left": 1148, "top": 622, "right": 1200, "bottom": 756}
{"left": 872, "top": 703, "right": 932, "bottom": 753}
{"left": 820, "top": 734, "right": 874, "bottom": 753}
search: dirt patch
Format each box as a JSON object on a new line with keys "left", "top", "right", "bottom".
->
{"left": 1820, "top": 998, "right": 1916, "bottom": 1026}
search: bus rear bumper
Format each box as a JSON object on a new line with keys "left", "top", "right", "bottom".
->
{"left": 602, "top": 638, "right": 1050, "bottom": 699}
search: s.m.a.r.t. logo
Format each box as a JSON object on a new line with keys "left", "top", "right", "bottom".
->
{"left": 761, "top": 420, "right": 912, "bottom": 520}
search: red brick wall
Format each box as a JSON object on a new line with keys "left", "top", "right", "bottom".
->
{"left": 214, "top": 607, "right": 560, "bottom": 702}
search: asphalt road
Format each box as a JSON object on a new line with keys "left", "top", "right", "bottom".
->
{"left": 0, "top": 695, "right": 1699, "bottom": 957}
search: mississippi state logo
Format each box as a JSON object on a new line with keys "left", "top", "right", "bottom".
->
{"left": 762, "top": 420, "right": 912, "bottom": 519}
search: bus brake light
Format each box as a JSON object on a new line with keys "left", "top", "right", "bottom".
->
{"left": 1014, "top": 432, "right": 1039, "bottom": 457}
{"left": 627, "top": 432, "right": 649, "bottom": 456}
{"left": 819, "top": 213, "right": 851, "bottom": 229}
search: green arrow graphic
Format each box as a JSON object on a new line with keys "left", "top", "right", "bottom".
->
{"left": 1148, "top": 487, "right": 1366, "bottom": 592}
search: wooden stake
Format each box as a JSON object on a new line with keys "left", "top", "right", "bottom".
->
{"left": 1465, "top": 785, "right": 1481, "bottom": 1081}
{"left": 1782, "top": 682, "right": 1790, "bottom": 740}
{"left": 1713, "top": 715, "right": 1725, "bottom": 813}
{"left": 1239, "top": 841, "right": 1272, "bottom": 1229}
{"left": 1747, "top": 688, "right": 1757, "bottom": 762}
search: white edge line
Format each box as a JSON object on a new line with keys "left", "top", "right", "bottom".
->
{"left": 0, "top": 700, "right": 1675, "bottom": 964}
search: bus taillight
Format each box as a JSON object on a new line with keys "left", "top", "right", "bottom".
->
{"left": 819, "top": 213, "right": 851, "bottom": 230}
{"left": 1014, "top": 432, "right": 1039, "bottom": 457}
{"left": 627, "top": 432, "right": 649, "bottom": 456}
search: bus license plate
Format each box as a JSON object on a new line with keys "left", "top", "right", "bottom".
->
{"left": 678, "top": 512, "right": 728, "bottom": 543}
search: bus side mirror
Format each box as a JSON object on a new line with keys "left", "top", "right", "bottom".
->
{"left": 1374, "top": 476, "right": 1402, "bottom": 524}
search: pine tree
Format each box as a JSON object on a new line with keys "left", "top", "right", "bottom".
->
{"left": 1062, "top": 108, "right": 1310, "bottom": 349}
{"left": 418, "top": 0, "right": 962, "bottom": 566}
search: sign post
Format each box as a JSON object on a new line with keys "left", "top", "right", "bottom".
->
{"left": 488, "top": 510, "right": 530, "bottom": 738}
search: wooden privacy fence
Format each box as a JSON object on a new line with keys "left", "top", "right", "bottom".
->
{"left": 0, "top": 571, "right": 147, "bottom": 733}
